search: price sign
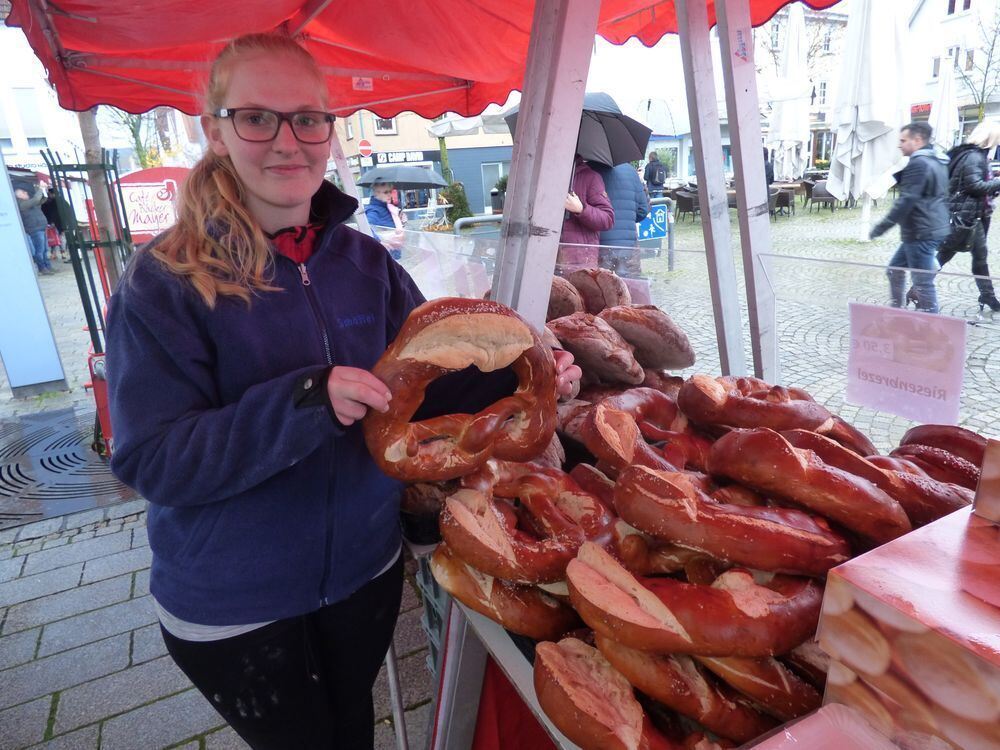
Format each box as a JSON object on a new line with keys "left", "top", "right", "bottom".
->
{"left": 845, "top": 303, "right": 966, "bottom": 424}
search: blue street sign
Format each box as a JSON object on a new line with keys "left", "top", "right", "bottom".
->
{"left": 638, "top": 203, "right": 669, "bottom": 240}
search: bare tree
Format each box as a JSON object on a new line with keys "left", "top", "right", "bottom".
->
{"left": 956, "top": 7, "right": 1000, "bottom": 123}
{"left": 103, "top": 107, "right": 162, "bottom": 168}
{"left": 755, "top": 13, "right": 834, "bottom": 78}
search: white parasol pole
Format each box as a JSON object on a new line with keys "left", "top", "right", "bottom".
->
{"left": 859, "top": 193, "right": 872, "bottom": 242}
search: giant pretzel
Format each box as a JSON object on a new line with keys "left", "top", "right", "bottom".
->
{"left": 438, "top": 459, "right": 614, "bottom": 583}
{"left": 363, "top": 298, "right": 556, "bottom": 481}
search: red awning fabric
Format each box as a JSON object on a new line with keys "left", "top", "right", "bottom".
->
{"left": 7, "top": 0, "right": 840, "bottom": 117}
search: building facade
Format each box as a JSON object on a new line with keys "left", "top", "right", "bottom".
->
{"left": 0, "top": 27, "right": 83, "bottom": 174}
{"left": 756, "top": 4, "right": 850, "bottom": 168}
{"left": 335, "top": 110, "right": 514, "bottom": 214}
{"left": 909, "top": 0, "right": 1000, "bottom": 133}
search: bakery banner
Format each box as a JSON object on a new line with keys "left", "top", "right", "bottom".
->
{"left": 119, "top": 167, "right": 190, "bottom": 243}
{"left": 845, "top": 303, "right": 966, "bottom": 424}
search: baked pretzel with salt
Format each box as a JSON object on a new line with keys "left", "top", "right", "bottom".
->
{"left": 363, "top": 297, "right": 556, "bottom": 481}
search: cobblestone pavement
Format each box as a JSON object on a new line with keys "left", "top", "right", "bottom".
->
{"left": 2, "top": 203, "right": 1000, "bottom": 748}
{"left": 0, "top": 507, "right": 434, "bottom": 750}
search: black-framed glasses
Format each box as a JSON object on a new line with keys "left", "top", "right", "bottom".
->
{"left": 215, "top": 108, "right": 335, "bottom": 144}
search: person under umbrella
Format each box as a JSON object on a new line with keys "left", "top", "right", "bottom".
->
{"left": 504, "top": 93, "right": 649, "bottom": 273}
{"left": 364, "top": 181, "right": 406, "bottom": 259}
{"left": 559, "top": 155, "right": 615, "bottom": 273}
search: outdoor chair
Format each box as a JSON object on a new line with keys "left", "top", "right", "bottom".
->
{"left": 800, "top": 179, "right": 816, "bottom": 209}
{"left": 674, "top": 190, "right": 700, "bottom": 222}
{"left": 774, "top": 188, "right": 795, "bottom": 217}
{"left": 767, "top": 189, "right": 779, "bottom": 219}
{"left": 808, "top": 180, "right": 838, "bottom": 212}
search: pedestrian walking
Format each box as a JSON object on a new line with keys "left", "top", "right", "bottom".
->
{"left": 14, "top": 180, "right": 55, "bottom": 275}
{"left": 643, "top": 150, "right": 667, "bottom": 197}
{"left": 558, "top": 154, "right": 615, "bottom": 273}
{"left": 937, "top": 120, "right": 1000, "bottom": 315}
{"left": 105, "top": 32, "right": 581, "bottom": 750}
{"left": 41, "top": 188, "right": 72, "bottom": 262}
{"left": 869, "top": 122, "right": 950, "bottom": 313}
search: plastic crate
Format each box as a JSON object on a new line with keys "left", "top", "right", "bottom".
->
{"left": 415, "top": 554, "right": 450, "bottom": 678}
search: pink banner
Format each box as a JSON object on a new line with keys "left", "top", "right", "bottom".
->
{"left": 845, "top": 303, "right": 965, "bottom": 424}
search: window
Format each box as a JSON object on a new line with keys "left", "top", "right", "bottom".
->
{"left": 0, "top": 138, "right": 14, "bottom": 152}
{"left": 481, "top": 161, "right": 510, "bottom": 212}
{"left": 822, "top": 29, "right": 831, "bottom": 53}
{"left": 964, "top": 0, "right": 972, "bottom": 9}
{"left": 770, "top": 22, "right": 781, "bottom": 49}
{"left": 966, "top": 50, "right": 975, "bottom": 70}
{"left": 27, "top": 137, "right": 48, "bottom": 148}
{"left": 345, "top": 117, "right": 354, "bottom": 140}
{"left": 932, "top": 57, "right": 941, "bottom": 78}
{"left": 818, "top": 81, "right": 828, "bottom": 106}
{"left": 13, "top": 88, "right": 45, "bottom": 137}
{"left": 374, "top": 117, "right": 396, "bottom": 135}
{"left": 947, "top": 0, "right": 957, "bottom": 13}
{"left": 948, "top": 46, "right": 961, "bottom": 68}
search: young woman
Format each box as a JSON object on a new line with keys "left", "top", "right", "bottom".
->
{"left": 106, "top": 33, "right": 579, "bottom": 750}
{"left": 938, "top": 120, "right": 1000, "bottom": 314}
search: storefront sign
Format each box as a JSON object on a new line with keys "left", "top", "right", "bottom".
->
{"left": 119, "top": 167, "right": 190, "bottom": 243}
{"left": 911, "top": 102, "right": 932, "bottom": 117}
{"left": 375, "top": 150, "right": 441, "bottom": 165}
{"left": 845, "top": 303, "right": 966, "bottom": 424}
{"left": 347, "top": 154, "right": 375, "bottom": 169}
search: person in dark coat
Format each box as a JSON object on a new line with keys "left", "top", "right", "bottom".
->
{"left": 591, "top": 162, "right": 650, "bottom": 277}
{"left": 643, "top": 151, "right": 667, "bottom": 197}
{"left": 763, "top": 147, "right": 774, "bottom": 189}
{"left": 937, "top": 120, "right": 1000, "bottom": 314}
{"left": 41, "top": 188, "right": 71, "bottom": 262}
{"left": 558, "top": 155, "right": 615, "bottom": 273}
{"left": 14, "top": 178, "right": 54, "bottom": 275}
{"left": 870, "top": 122, "right": 950, "bottom": 313}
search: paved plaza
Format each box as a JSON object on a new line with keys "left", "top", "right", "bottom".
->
{"left": 1, "top": 202, "right": 1000, "bottom": 749}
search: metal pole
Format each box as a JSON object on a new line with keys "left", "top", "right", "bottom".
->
{"left": 329, "top": 130, "right": 373, "bottom": 236}
{"left": 717, "top": 0, "right": 780, "bottom": 382}
{"left": 384, "top": 643, "right": 409, "bottom": 750}
{"left": 490, "top": 0, "right": 603, "bottom": 328}
{"left": 675, "top": 0, "right": 747, "bottom": 376}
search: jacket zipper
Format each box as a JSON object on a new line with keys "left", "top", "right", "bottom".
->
{"left": 298, "top": 264, "right": 333, "bottom": 365}
{"left": 294, "top": 261, "right": 336, "bottom": 607}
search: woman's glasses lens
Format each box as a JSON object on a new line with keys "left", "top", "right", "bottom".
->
{"left": 231, "top": 109, "right": 333, "bottom": 143}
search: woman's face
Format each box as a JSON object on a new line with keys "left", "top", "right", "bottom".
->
{"left": 203, "top": 51, "right": 330, "bottom": 233}
{"left": 373, "top": 184, "right": 394, "bottom": 203}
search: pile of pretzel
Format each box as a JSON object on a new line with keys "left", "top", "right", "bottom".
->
{"left": 361, "top": 288, "right": 986, "bottom": 750}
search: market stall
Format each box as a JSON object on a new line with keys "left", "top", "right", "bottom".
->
{"left": 9, "top": 1, "right": 998, "bottom": 749}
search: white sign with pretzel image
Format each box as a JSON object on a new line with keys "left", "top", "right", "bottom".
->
{"left": 846, "top": 303, "right": 966, "bottom": 424}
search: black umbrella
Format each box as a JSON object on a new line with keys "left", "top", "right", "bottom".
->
{"left": 357, "top": 165, "right": 449, "bottom": 190}
{"left": 503, "top": 92, "right": 652, "bottom": 167}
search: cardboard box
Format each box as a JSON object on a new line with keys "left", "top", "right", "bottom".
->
{"left": 743, "top": 703, "right": 896, "bottom": 749}
{"left": 818, "top": 507, "right": 1000, "bottom": 750}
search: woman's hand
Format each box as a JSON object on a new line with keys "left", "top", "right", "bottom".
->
{"left": 565, "top": 192, "right": 584, "bottom": 214}
{"left": 326, "top": 366, "right": 392, "bottom": 426}
{"left": 553, "top": 349, "right": 583, "bottom": 398}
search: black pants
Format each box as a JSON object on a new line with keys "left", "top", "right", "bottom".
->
{"left": 161, "top": 555, "right": 404, "bottom": 750}
{"left": 938, "top": 217, "right": 996, "bottom": 298}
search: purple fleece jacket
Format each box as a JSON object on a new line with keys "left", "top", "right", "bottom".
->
{"left": 107, "top": 181, "right": 512, "bottom": 625}
{"left": 559, "top": 159, "right": 615, "bottom": 246}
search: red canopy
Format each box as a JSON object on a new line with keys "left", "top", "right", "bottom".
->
{"left": 8, "top": 0, "right": 840, "bottom": 117}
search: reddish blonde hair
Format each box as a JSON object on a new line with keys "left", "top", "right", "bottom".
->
{"left": 150, "top": 34, "right": 327, "bottom": 307}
